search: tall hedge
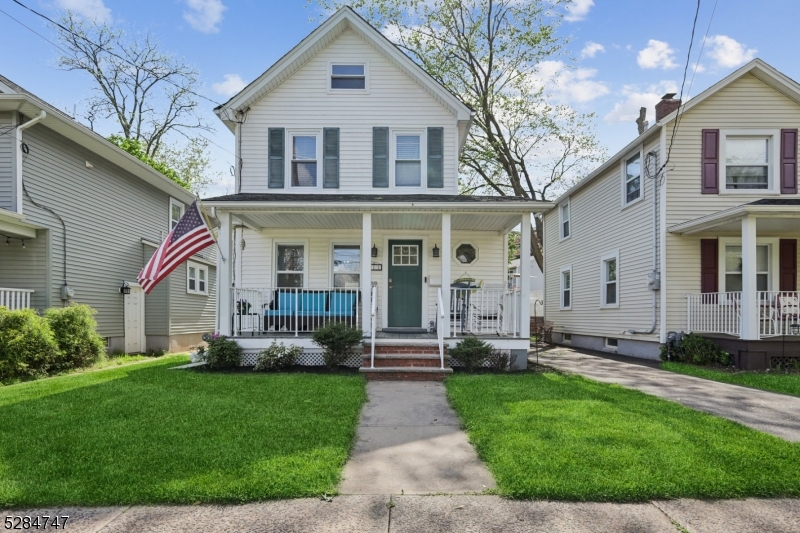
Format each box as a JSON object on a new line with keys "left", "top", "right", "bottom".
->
{"left": 45, "top": 304, "right": 105, "bottom": 371}
{"left": 0, "top": 307, "right": 59, "bottom": 381}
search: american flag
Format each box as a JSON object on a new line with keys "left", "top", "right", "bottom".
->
{"left": 138, "top": 201, "right": 216, "bottom": 294}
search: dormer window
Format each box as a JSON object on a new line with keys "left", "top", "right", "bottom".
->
{"left": 330, "top": 64, "right": 366, "bottom": 90}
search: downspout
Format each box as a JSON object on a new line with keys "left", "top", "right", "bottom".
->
{"left": 13, "top": 110, "right": 46, "bottom": 214}
{"left": 627, "top": 147, "right": 660, "bottom": 335}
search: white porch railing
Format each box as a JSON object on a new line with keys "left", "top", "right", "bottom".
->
{"left": 0, "top": 288, "right": 34, "bottom": 310}
{"left": 369, "top": 285, "right": 377, "bottom": 369}
{"left": 449, "top": 288, "right": 522, "bottom": 338}
{"left": 686, "top": 292, "right": 742, "bottom": 337}
{"left": 757, "top": 291, "right": 800, "bottom": 337}
{"left": 231, "top": 287, "right": 361, "bottom": 336}
{"left": 437, "top": 288, "right": 445, "bottom": 369}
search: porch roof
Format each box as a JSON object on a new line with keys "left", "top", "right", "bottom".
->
{"left": 204, "top": 193, "right": 547, "bottom": 233}
{"left": 668, "top": 200, "right": 800, "bottom": 235}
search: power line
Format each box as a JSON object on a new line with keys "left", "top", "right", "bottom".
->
{"left": 687, "top": 0, "right": 719, "bottom": 100}
{"left": 0, "top": 7, "right": 71, "bottom": 56}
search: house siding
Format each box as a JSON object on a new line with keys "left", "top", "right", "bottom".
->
{"left": 169, "top": 260, "right": 217, "bottom": 336}
{"left": 544, "top": 136, "right": 661, "bottom": 344}
{"left": 0, "top": 228, "right": 48, "bottom": 311}
{"left": 0, "top": 112, "right": 13, "bottom": 210}
{"left": 239, "top": 29, "right": 459, "bottom": 195}
{"left": 664, "top": 74, "right": 800, "bottom": 333}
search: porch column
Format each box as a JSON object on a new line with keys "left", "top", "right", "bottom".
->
{"left": 520, "top": 213, "right": 532, "bottom": 338}
{"left": 217, "top": 210, "right": 233, "bottom": 336}
{"left": 361, "top": 213, "right": 372, "bottom": 332}
{"left": 741, "top": 215, "right": 759, "bottom": 340}
{"left": 441, "top": 213, "right": 451, "bottom": 335}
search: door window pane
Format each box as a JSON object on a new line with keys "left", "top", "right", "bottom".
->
{"left": 392, "top": 245, "right": 419, "bottom": 266}
{"left": 333, "top": 245, "right": 361, "bottom": 287}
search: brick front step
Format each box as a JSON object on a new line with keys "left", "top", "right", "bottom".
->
{"left": 362, "top": 354, "right": 448, "bottom": 368}
{"left": 359, "top": 367, "right": 453, "bottom": 381}
{"left": 364, "top": 344, "right": 442, "bottom": 355}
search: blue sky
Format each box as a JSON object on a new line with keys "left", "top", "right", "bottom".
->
{"left": 1, "top": 0, "right": 798, "bottom": 197}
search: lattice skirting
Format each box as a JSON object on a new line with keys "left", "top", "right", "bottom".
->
{"left": 449, "top": 350, "right": 512, "bottom": 368}
{"left": 769, "top": 356, "right": 800, "bottom": 370}
{"left": 240, "top": 350, "right": 362, "bottom": 367}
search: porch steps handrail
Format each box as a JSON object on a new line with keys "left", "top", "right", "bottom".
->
{"left": 370, "top": 285, "right": 377, "bottom": 369}
{"left": 437, "top": 288, "right": 445, "bottom": 369}
{"left": 0, "top": 288, "right": 34, "bottom": 311}
{"left": 449, "top": 287, "right": 521, "bottom": 338}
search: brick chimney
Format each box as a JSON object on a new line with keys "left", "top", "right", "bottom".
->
{"left": 655, "top": 93, "right": 681, "bottom": 122}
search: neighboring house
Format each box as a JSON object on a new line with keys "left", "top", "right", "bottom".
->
{"left": 0, "top": 74, "right": 216, "bottom": 353}
{"left": 544, "top": 59, "right": 800, "bottom": 368}
{"left": 206, "top": 7, "right": 550, "bottom": 376}
{"left": 508, "top": 256, "right": 544, "bottom": 317}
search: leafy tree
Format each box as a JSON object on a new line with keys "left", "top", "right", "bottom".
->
{"left": 311, "top": 0, "right": 606, "bottom": 269}
{"left": 108, "top": 135, "right": 190, "bottom": 190}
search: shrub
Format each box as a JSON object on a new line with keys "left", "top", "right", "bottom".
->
{"left": 0, "top": 307, "right": 59, "bottom": 381}
{"left": 253, "top": 341, "right": 303, "bottom": 372}
{"left": 45, "top": 304, "right": 105, "bottom": 371}
{"left": 450, "top": 337, "right": 493, "bottom": 372}
{"left": 204, "top": 335, "right": 242, "bottom": 370}
{"left": 659, "top": 333, "right": 730, "bottom": 366}
{"left": 311, "top": 322, "right": 364, "bottom": 370}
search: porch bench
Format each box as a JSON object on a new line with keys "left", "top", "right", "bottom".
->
{"left": 263, "top": 289, "right": 358, "bottom": 331}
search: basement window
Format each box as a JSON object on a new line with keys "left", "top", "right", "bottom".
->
{"left": 563, "top": 333, "right": 572, "bottom": 344}
{"left": 605, "top": 338, "right": 618, "bottom": 350}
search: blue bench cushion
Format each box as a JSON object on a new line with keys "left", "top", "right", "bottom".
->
{"left": 301, "top": 292, "right": 327, "bottom": 315}
{"left": 328, "top": 292, "right": 357, "bottom": 317}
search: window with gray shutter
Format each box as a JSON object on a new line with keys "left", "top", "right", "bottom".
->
{"left": 427, "top": 127, "right": 444, "bottom": 188}
{"left": 268, "top": 128, "right": 285, "bottom": 188}
{"left": 373, "top": 127, "right": 389, "bottom": 188}
{"left": 323, "top": 128, "right": 339, "bottom": 188}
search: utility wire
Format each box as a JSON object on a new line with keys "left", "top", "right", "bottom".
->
{"left": 687, "top": 0, "right": 719, "bottom": 100}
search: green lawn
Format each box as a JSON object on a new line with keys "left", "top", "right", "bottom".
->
{"left": 446, "top": 372, "right": 800, "bottom": 501}
{"left": 0, "top": 355, "right": 366, "bottom": 506}
{"left": 662, "top": 361, "right": 800, "bottom": 397}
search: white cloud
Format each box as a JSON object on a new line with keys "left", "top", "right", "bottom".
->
{"left": 637, "top": 40, "right": 678, "bottom": 70}
{"left": 564, "top": 0, "right": 593, "bottom": 22}
{"left": 581, "top": 42, "right": 605, "bottom": 59}
{"left": 604, "top": 81, "right": 678, "bottom": 124}
{"left": 705, "top": 35, "right": 757, "bottom": 68}
{"left": 183, "top": 0, "right": 227, "bottom": 33}
{"left": 56, "top": 0, "right": 111, "bottom": 22}
{"left": 536, "top": 61, "right": 610, "bottom": 104}
{"left": 212, "top": 74, "right": 246, "bottom": 97}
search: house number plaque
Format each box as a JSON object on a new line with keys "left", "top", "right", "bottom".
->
{"left": 371, "top": 263, "right": 383, "bottom": 271}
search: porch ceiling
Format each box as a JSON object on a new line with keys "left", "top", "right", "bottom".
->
{"left": 234, "top": 211, "right": 521, "bottom": 233}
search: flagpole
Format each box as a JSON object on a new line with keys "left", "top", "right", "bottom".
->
{"left": 197, "top": 199, "right": 226, "bottom": 262}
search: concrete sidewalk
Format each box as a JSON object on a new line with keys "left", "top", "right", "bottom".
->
{"left": 538, "top": 347, "right": 800, "bottom": 441}
{"left": 5, "top": 496, "right": 800, "bottom": 532}
{"left": 339, "top": 381, "right": 495, "bottom": 494}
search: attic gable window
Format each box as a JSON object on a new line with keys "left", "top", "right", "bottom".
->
{"left": 331, "top": 64, "right": 366, "bottom": 90}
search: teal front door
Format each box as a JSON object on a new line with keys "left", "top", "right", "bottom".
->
{"left": 388, "top": 240, "right": 423, "bottom": 328}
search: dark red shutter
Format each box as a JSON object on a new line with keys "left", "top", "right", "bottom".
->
{"left": 780, "top": 239, "right": 797, "bottom": 292}
{"left": 781, "top": 129, "right": 798, "bottom": 194}
{"left": 701, "top": 129, "right": 719, "bottom": 194}
{"left": 700, "top": 239, "right": 718, "bottom": 293}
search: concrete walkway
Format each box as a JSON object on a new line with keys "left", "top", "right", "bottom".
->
{"left": 339, "top": 381, "right": 495, "bottom": 495}
{"left": 6, "top": 496, "right": 800, "bottom": 532}
{"left": 538, "top": 347, "right": 800, "bottom": 442}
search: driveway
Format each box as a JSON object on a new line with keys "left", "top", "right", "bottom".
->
{"left": 538, "top": 347, "right": 800, "bottom": 442}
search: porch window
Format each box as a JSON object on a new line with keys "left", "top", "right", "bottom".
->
{"left": 395, "top": 135, "right": 421, "bottom": 187}
{"left": 724, "top": 245, "right": 769, "bottom": 291}
{"left": 624, "top": 152, "right": 641, "bottom": 204}
{"left": 331, "top": 64, "right": 366, "bottom": 90}
{"left": 332, "top": 245, "right": 360, "bottom": 287}
{"left": 291, "top": 135, "right": 317, "bottom": 187}
{"left": 276, "top": 244, "right": 305, "bottom": 287}
{"left": 725, "top": 137, "right": 770, "bottom": 190}
{"left": 601, "top": 251, "right": 619, "bottom": 307}
{"left": 187, "top": 261, "right": 208, "bottom": 295}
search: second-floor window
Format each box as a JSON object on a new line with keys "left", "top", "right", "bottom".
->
{"left": 624, "top": 152, "right": 642, "bottom": 204}
{"left": 291, "top": 135, "right": 318, "bottom": 187}
{"left": 170, "top": 198, "right": 184, "bottom": 230}
{"left": 395, "top": 134, "right": 421, "bottom": 187}
{"left": 725, "top": 137, "right": 770, "bottom": 190}
{"left": 330, "top": 64, "right": 366, "bottom": 90}
{"left": 559, "top": 201, "right": 570, "bottom": 240}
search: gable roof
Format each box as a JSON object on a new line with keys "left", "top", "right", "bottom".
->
{"left": 0, "top": 73, "right": 196, "bottom": 205}
{"left": 549, "top": 58, "right": 800, "bottom": 208}
{"left": 213, "top": 7, "right": 473, "bottom": 130}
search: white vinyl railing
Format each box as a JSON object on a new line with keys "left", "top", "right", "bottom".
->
{"left": 757, "top": 291, "right": 800, "bottom": 337}
{"left": 231, "top": 287, "right": 361, "bottom": 336}
{"left": 437, "top": 288, "right": 445, "bottom": 369}
{"left": 0, "top": 288, "right": 34, "bottom": 310}
{"left": 686, "top": 292, "right": 742, "bottom": 336}
{"left": 370, "top": 285, "right": 377, "bottom": 369}
{"left": 449, "top": 288, "right": 521, "bottom": 338}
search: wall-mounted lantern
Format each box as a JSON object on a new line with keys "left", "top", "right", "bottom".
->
{"left": 371, "top": 244, "right": 378, "bottom": 258}
{"left": 119, "top": 281, "right": 131, "bottom": 295}
{"left": 432, "top": 244, "right": 440, "bottom": 258}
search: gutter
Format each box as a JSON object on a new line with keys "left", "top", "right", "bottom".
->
{"left": 13, "top": 110, "right": 46, "bottom": 214}
{"left": 202, "top": 200, "right": 553, "bottom": 213}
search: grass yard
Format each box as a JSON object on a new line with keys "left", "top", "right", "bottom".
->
{"left": 446, "top": 372, "right": 800, "bottom": 502}
{"left": 0, "top": 355, "right": 366, "bottom": 506}
{"left": 662, "top": 361, "right": 800, "bottom": 397}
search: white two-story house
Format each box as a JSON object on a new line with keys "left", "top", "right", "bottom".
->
{"left": 544, "top": 59, "right": 800, "bottom": 369}
{"left": 207, "top": 7, "right": 550, "bottom": 377}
